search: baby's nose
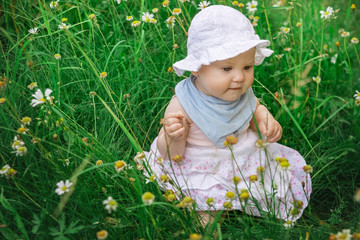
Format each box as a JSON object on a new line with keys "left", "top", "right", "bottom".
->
{"left": 232, "top": 70, "right": 245, "bottom": 82}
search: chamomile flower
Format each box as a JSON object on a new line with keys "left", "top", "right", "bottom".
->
{"left": 232, "top": 176, "right": 241, "bottom": 184}
{"left": 54, "top": 53, "right": 61, "bottom": 60}
{"left": 182, "top": 196, "right": 194, "bottom": 207}
{"left": 55, "top": 179, "right": 73, "bottom": 195}
{"left": 354, "top": 90, "right": 360, "bottom": 99}
{"left": 58, "top": 23, "right": 70, "bottom": 30}
{"left": 28, "top": 27, "right": 38, "bottom": 35}
{"left": 165, "top": 16, "right": 176, "bottom": 28}
{"left": 21, "top": 117, "right": 31, "bottom": 125}
{"left": 312, "top": 76, "right": 321, "bottom": 84}
{"left": 351, "top": 37, "right": 359, "bottom": 44}
{"left": 89, "top": 14, "right": 96, "bottom": 20}
{"left": 142, "top": 192, "right": 155, "bottom": 204}
{"left": 131, "top": 20, "right": 141, "bottom": 27}
{"left": 150, "top": 19, "right": 157, "bottom": 24}
{"left": 17, "top": 125, "right": 29, "bottom": 134}
{"left": 31, "top": 88, "right": 53, "bottom": 107}
{"left": 103, "top": 196, "right": 118, "bottom": 214}
{"left": 335, "top": 229, "right": 352, "bottom": 240}
{"left": 279, "top": 160, "right": 291, "bottom": 171}
{"left": 114, "top": 160, "right": 126, "bottom": 172}
{"left": 319, "top": 6, "right": 333, "bottom": 19}
{"left": 152, "top": 8, "right": 159, "bottom": 13}
{"left": 225, "top": 191, "right": 236, "bottom": 200}
{"left": 206, "top": 197, "right": 214, "bottom": 206}
{"left": 96, "top": 230, "right": 109, "bottom": 240}
{"left": 162, "top": 0, "right": 170, "bottom": 7}
{"left": 303, "top": 165, "right": 313, "bottom": 173}
{"left": 255, "top": 139, "right": 268, "bottom": 148}
{"left": 296, "top": 22, "right": 302, "bottom": 27}
{"left": 99, "top": 72, "right": 107, "bottom": 78}
{"left": 146, "top": 175, "right": 156, "bottom": 184}
{"left": 126, "top": 16, "right": 133, "bottom": 21}
{"left": 284, "top": 220, "right": 294, "bottom": 228}
{"left": 239, "top": 3, "right": 244, "bottom": 8}
{"left": 341, "top": 31, "right": 350, "bottom": 38}
{"left": 223, "top": 201, "right": 232, "bottom": 209}
{"left": 0, "top": 98, "right": 6, "bottom": 104}
{"left": 275, "top": 54, "right": 284, "bottom": 60}
{"left": 61, "top": 18, "right": 68, "bottom": 22}
{"left": 27, "top": 82, "right": 38, "bottom": 90}
{"left": 133, "top": 152, "right": 146, "bottom": 164}
{"left": 240, "top": 189, "right": 249, "bottom": 200}
{"left": 280, "top": 27, "right": 290, "bottom": 34}
{"left": 50, "top": 1, "right": 59, "bottom": 9}
{"left": 246, "top": 1, "right": 258, "bottom": 13}
{"left": 284, "top": 47, "right": 292, "bottom": 52}
{"left": 142, "top": 12, "right": 154, "bottom": 23}
{"left": 189, "top": 234, "right": 202, "bottom": 240}
{"left": 198, "top": 1, "right": 211, "bottom": 10}
{"left": 0, "top": 164, "right": 10, "bottom": 175}
{"left": 172, "top": 8, "right": 182, "bottom": 15}
{"left": 12, "top": 136, "right": 24, "bottom": 150}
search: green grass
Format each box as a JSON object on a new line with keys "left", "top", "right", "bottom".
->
{"left": 0, "top": 0, "right": 360, "bottom": 239}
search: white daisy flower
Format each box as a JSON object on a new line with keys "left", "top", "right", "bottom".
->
{"left": 354, "top": 90, "right": 360, "bottom": 99}
{"left": 142, "top": 192, "right": 155, "bottom": 204}
{"left": 335, "top": 229, "right": 352, "bottom": 240}
{"left": 28, "top": 27, "right": 38, "bottom": 35}
{"left": 172, "top": 8, "right": 182, "bottom": 16}
{"left": 0, "top": 164, "right": 11, "bottom": 175}
{"left": 31, "top": 88, "right": 53, "bottom": 107}
{"left": 126, "top": 16, "right": 133, "bottom": 21}
{"left": 351, "top": 37, "right": 359, "bottom": 44}
{"left": 50, "top": 1, "right": 59, "bottom": 9}
{"left": 283, "top": 220, "right": 294, "bottom": 228}
{"left": 131, "top": 20, "right": 141, "bottom": 27}
{"left": 12, "top": 136, "right": 25, "bottom": 150}
{"left": 141, "top": 12, "right": 154, "bottom": 23}
{"left": 280, "top": 27, "right": 291, "bottom": 34}
{"left": 27, "top": 82, "right": 38, "bottom": 90}
{"left": 312, "top": 76, "right": 321, "bottom": 84}
{"left": 341, "top": 31, "right": 350, "bottom": 38}
{"left": 319, "top": 6, "right": 333, "bottom": 19}
{"left": 12, "top": 146, "right": 28, "bottom": 156}
{"left": 103, "top": 196, "right": 118, "bottom": 214}
{"left": 55, "top": 179, "right": 73, "bottom": 195}
{"left": 246, "top": 1, "right": 258, "bottom": 13}
{"left": 54, "top": 53, "right": 61, "bottom": 59}
{"left": 198, "top": 1, "right": 211, "bottom": 10}
{"left": 58, "top": 23, "right": 70, "bottom": 30}
{"left": 165, "top": 16, "right": 176, "bottom": 28}
{"left": 152, "top": 8, "right": 159, "bottom": 13}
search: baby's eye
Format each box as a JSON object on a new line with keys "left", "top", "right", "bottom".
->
{"left": 244, "top": 66, "right": 253, "bottom": 70}
{"left": 223, "top": 67, "right": 232, "bottom": 72}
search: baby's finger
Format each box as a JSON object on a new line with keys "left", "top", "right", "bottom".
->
{"left": 164, "top": 117, "right": 183, "bottom": 126}
{"left": 165, "top": 122, "right": 183, "bottom": 133}
{"left": 167, "top": 127, "right": 185, "bottom": 139}
{"left": 165, "top": 111, "right": 184, "bottom": 120}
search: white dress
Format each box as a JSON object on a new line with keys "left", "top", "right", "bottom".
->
{"left": 145, "top": 122, "right": 311, "bottom": 222}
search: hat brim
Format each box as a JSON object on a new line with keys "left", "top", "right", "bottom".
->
{"left": 173, "top": 40, "right": 273, "bottom": 76}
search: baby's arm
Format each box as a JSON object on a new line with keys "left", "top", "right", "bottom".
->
{"left": 250, "top": 99, "right": 283, "bottom": 143}
{"left": 157, "top": 97, "right": 190, "bottom": 159}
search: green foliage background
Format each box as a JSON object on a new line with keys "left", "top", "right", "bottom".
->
{"left": 0, "top": 0, "right": 359, "bottom": 239}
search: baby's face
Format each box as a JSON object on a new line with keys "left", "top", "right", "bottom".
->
{"left": 192, "top": 48, "right": 256, "bottom": 101}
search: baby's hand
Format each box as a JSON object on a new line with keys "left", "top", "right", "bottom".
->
{"left": 162, "top": 111, "right": 186, "bottom": 141}
{"left": 258, "top": 115, "right": 283, "bottom": 143}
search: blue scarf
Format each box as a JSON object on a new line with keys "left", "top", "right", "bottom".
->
{"left": 175, "top": 75, "right": 257, "bottom": 148}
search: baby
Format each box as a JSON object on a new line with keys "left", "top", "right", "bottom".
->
{"left": 145, "top": 5, "right": 311, "bottom": 226}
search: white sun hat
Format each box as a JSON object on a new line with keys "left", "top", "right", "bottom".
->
{"left": 173, "top": 5, "right": 273, "bottom": 76}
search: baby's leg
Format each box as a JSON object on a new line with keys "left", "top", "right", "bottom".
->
{"left": 197, "top": 211, "right": 218, "bottom": 228}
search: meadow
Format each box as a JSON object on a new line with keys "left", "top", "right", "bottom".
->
{"left": 0, "top": 0, "right": 360, "bottom": 239}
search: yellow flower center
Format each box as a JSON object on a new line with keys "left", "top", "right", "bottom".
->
{"left": 280, "top": 161, "right": 290, "bottom": 168}
{"left": 145, "top": 17, "right": 150, "bottom": 22}
{"left": 1, "top": 167, "right": 7, "bottom": 171}
{"left": 62, "top": 18, "right": 68, "bottom": 22}
{"left": 232, "top": 176, "right": 241, "bottom": 184}
{"left": 13, "top": 141, "right": 20, "bottom": 147}
{"left": 89, "top": 14, "right": 95, "bottom": 19}
{"left": 251, "top": 4, "right": 256, "bottom": 8}
{"left": 22, "top": 117, "right": 31, "bottom": 123}
{"left": 108, "top": 200, "right": 117, "bottom": 206}
{"left": 174, "top": 8, "right": 180, "bottom": 13}
{"left": 249, "top": 175, "right": 258, "bottom": 181}
{"left": 62, "top": 186, "right": 67, "bottom": 191}
{"left": 143, "top": 192, "right": 154, "bottom": 200}
{"left": 17, "top": 127, "right": 26, "bottom": 133}
{"left": 96, "top": 160, "right": 103, "bottom": 165}
{"left": 115, "top": 161, "right": 125, "bottom": 168}
{"left": 240, "top": 191, "right": 249, "bottom": 200}
{"left": 40, "top": 98, "right": 46, "bottom": 102}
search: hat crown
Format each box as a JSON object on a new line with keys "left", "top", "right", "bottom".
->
{"left": 188, "top": 5, "right": 257, "bottom": 52}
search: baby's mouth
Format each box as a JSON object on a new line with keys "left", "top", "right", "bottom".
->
{"left": 228, "top": 87, "right": 242, "bottom": 90}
